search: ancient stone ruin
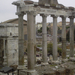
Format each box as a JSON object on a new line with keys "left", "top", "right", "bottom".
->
{"left": 0, "top": 0, "right": 75, "bottom": 75}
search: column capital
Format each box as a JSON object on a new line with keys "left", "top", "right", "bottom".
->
{"left": 51, "top": 15, "right": 58, "bottom": 18}
{"left": 69, "top": 16, "right": 74, "bottom": 19}
{"left": 16, "top": 12, "right": 25, "bottom": 16}
{"left": 60, "top": 15, "right": 67, "bottom": 18}
{"left": 40, "top": 14, "right": 48, "bottom": 17}
{"left": 26, "top": 11, "right": 36, "bottom": 16}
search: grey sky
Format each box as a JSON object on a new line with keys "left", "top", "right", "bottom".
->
{"left": 0, "top": 0, "right": 75, "bottom": 23}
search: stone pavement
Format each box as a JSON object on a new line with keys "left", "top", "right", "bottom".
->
{"left": 0, "top": 71, "right": 17, "bottom": 75}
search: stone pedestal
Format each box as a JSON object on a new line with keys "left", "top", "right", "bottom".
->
{"left": 19, "top": 70, "right": 38, "bottom": 75}
{"left": 17, "top": 65, "right": 25, "bottom": 75}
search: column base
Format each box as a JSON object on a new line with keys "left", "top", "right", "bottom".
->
{"left": 51, "top": 60, "right": 61, "bottom": 64}
{"left": 41, "top": 62, "right": 48, "bottom": 66}
{"left": 62, "top": 58, "right": 68, "bottom": 62}
{"left": 19, "top": 69, "right": 38, "bottom": 75}
{"left": 69, "top": 57, "right": 75, "bottom": 62}
{"left": 35, "top": 64, "right": 41, "bottom": 68}
{"left": 17, "top": 65, "right": 26, "bottom": 75}
{"left": 17, "top": 65, "right": 25, "bottom": 69}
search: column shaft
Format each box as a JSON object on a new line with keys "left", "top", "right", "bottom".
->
{"left": 18, "top": 13, "right": 24, "bottom": 65}
{"left": 33, "top": 15, "right": 36, "bottom": 65}
{"left": 61, "top": 16, "right": 66, "bottom": 59}
{"left": 3, "top": 38, "right": 7, "bottom": 66}
{"left": 70, "top": 17, "right": 74, "bottom": 57}
{"left": 42, "top": 15, "right": 47, "bottom": 63}
{"left": 53, "top": 15, "right": 57, "bottom": 60}
{"left": 27, "top": 12, "right": 35, "bottom": 70}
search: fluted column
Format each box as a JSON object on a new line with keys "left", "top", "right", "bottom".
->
{"left": 27, "top": 11, "right": 35, "bottom": 70}
{"left": 69, "top": 16, "right": 74, "bottom": 57}
{"left": 52, "top": 15, "right": 57, "bottom": 60}
{"left": 18, "top": 13, "right": 24, "bottom": 65}
{"left": 41, "top": 14, "right": 48, "bottom": 63}
{"left": 61, "top": 16, "right": 66, "bottom": 59}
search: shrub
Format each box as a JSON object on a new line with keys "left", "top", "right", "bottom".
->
{"left": 47, "top": 43, "right": 53, "bottom": 55}
{"left": 37, "top": 45, "right": 41, "bottom": 47}
{"left": 47, "top": 42, "right": 62, "bottom": 56}
{"left": 57, "top": 47, "right": 62, "bottom": 56}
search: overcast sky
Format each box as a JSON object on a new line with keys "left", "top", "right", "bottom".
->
{"left": 0, "top": 0, "right": 75, "bottom": 23}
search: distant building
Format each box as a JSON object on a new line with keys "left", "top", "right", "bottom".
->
{"left": 0, "top": 18, "right": 27, "bottom": 66}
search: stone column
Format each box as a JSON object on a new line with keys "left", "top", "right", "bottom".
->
{"left": 41, "top": 14, "right": 48, "bottom": 64}
{"left": 18, "top": 13, "right": 24, "bottom": 65}
{"left": 27, "top": 11, "right": 35, "bottom": 70}
{"left": 52, "top": 15, "right": 57, "bottom": 60}
{"left": 3, "top": 38, "right": 7, "bottom": 66}
{"left": 33, "top": 14, "right": 36, "bottom": 65}
{"left": 69, "top": 16, "right": 74, "bottom": 57}
{"left": 61, "top": 16, "right": 66, "bottom": 59}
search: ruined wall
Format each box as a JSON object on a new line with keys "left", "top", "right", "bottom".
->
{"left": 0, "top": 39, "right": 3, "bottom": 68}
{"left": 0, "top": 23, "right": 18, "bottom": 66}
{"left": 7, "top": 38, "right": 18, "bottom": 66}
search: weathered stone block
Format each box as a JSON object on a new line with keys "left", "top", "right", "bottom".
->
{"left": 19, "top": 70, "right": 38, "bottom": 75}
{"left": 55, "top": 68, "right": 65, "bottom": 75}
{"left": 7, "top": 38, "right": 18, "bottom": 66}
{"left": 65, "top": 67, "right": 74, "bottom": 75}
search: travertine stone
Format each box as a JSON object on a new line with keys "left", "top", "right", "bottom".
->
{"left": 7, "top": 38, "right": 18, "bottom": 66}
{"left": 61, "top": 16, "right": 66, "bottom": 59}
{"left": 18, "top": 13, "right": 24, "bottom": 65}
{"left": 69, "top": 16, "right": 74, "bottom": 57}
{"left": 52, "top": 15, "right": 57, "bottom": 60}
{"left": 27, "top": 11, "right": 35, "bottom": 70}
{"left": 41, "top": 14, "right": 48, "bottom": 63}
{"left": 0, "top": 23, "right": 18, "bottom": 37}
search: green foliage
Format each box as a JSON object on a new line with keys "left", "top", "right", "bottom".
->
{"left": 37, "top": 45, "right": 41, "bottom": 47}
{"left": 47, "top": 43, "right": 53, "bottom": 55}
{"left": 47, "top": 42, "right": 62, "bottom": 56}
{"left": 38, "top": 29, "right": 42, "bottom": 33}
{"left": 38, "top": 27, "right": 50, "bottom": 33}
{"left": 57, "top": 47, "right": 62, "bottom": 56}
{"left": 66, "top": 26, "right": 70, "bottom": 29}
{"left": 51, "top": 4, "right": 56, "bottom": 7}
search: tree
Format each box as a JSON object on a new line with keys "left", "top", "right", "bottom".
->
{"left": 38, "top": 27, "right": 50, "bottom": 33}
